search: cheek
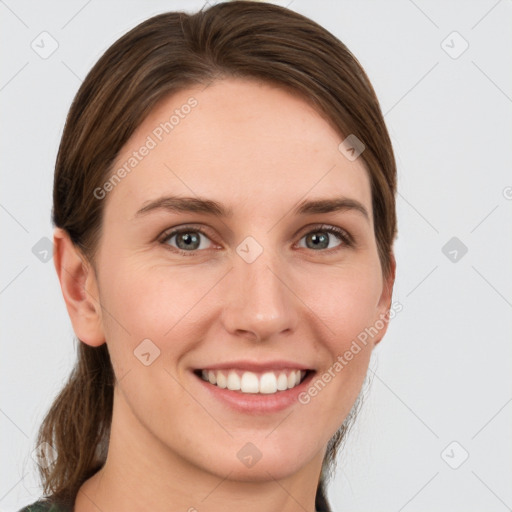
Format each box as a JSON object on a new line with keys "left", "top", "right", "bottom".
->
{"left": 292, "top": 267, "right": 382, "bottom": 429}
{"left": 97, "top": 258, "right": 223, "bottom": 385}
{"left": 293, "top": 261, "right": 382, "bottom": 414}
{"left": 297, "top": 261, "right": 383, "bottom": 349}
{"left": 101, "top": 260, "right": 201, "bottom": 334}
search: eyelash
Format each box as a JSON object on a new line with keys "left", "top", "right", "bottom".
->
{"left": 159, "top": 224, "right": 354, "bottom": 257}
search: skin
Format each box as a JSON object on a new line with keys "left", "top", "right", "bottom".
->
{"left": 54, "top": 78, "right": 395, "bottom": 512}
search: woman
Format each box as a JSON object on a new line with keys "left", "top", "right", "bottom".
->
{"left": 20, "top": 1, "right": 397, "bottom": 511}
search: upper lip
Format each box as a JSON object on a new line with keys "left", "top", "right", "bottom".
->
{"left": 194, "top": 360, "right": 313, "bottom": 372}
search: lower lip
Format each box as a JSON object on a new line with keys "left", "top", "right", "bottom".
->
{"left": 192, "top": 370, "right": 315, "bottom": 414}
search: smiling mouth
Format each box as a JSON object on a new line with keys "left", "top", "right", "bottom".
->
{"left": 193, "top": 368, "right": 312, "bottom": 395}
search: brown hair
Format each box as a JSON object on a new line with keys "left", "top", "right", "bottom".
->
{"left": 35, "top": 1, "right": 397, "bottom": 509}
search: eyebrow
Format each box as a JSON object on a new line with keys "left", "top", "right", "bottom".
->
{"left": 135, "top": 195, "right": 369, "bottom": 221}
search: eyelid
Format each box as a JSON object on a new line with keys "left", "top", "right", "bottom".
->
{"left": 159, "top": 224, "right": 218, "bottom": 246}
{"left": 294, "top": 223, "right": 353, "bottom": 246}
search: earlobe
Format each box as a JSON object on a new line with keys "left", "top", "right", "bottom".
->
{"left": 373, "top": 252, "right": 396, "bottom": 347}
{"left": 53, "top": 227, "right": 105, "bottom": 347}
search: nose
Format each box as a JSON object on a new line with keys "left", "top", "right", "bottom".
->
{"left": 220, "top": 248, "right": 300, "bottom": 342}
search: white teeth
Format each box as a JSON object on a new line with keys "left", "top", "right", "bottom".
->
{"left": 227, "top": 371, "right": 241, "bottom": 391}
{"left": 259, "top": 372, "right": 277, "bottom": 394}
{"left": 199, "top": 369, "right": 307, "bottom": 394}
{"left": 240, "top": 372, "right": 259, "bottom": 393}
{"left": 216, "top": 371, "right": 227, "bottom": 389}
{"left": 276, "top": 372, "right": 288, "bottom": 391}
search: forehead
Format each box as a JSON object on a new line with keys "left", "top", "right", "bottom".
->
{"left": 105, "top": 78, "right": 372, "bottom": 222}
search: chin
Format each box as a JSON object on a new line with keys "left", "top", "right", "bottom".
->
{"left": 200, "top": 439, "right": 321, "bottom": 482}
{"left": 216, "top": 458, "right": 305, "bottom": 482}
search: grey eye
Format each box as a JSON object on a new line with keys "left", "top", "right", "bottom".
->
{"left": 164, "top": 229, "right": 212, "bottom": 251}
{"left": 299, "top": 230, "right": 343, "bottom": 251}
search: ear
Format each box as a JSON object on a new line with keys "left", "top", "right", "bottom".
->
{"left": 372, "top": 252, "right": 396, "bottom": 347}
{"left": 53, "top": 227, "right": 105, "bottom": 347}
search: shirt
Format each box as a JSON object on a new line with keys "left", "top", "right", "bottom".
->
{"left": 17, "top": 501, "right": 70, "bottom": 512}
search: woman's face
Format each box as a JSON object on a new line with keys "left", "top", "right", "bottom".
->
{"left": 89, "top": 78, "right": 393, "bottom": 482}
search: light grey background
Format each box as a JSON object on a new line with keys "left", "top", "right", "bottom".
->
{"left": 1, "top": 1, "right": 511, "bottom": 511}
